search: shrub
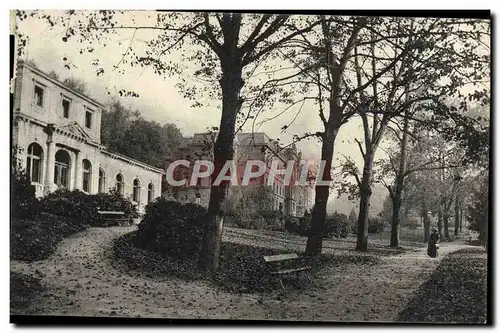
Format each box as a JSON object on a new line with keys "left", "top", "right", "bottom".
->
{"left": 296, "top": 215, "right": 311, "bottom": 236}
{"left": 467, "top": 176, "right": 488, "bottom": 247}
{"left": 284, "top": 216, "right": 300, "bottom": 233}
{"left": 368, "top": 217, "right": 385, "bottom": 234}
{"left": 135, "top": 198, "right": 206, "bottom": 258}
{"left": 11, "top": 146, "right": 39, "bottom": 219}
{"left": 92, "top": 189, "right": 140, "bottom": 224}
{"left": 39, "top": 189, "right": 96, "bottom": 224}
{"left": 230, "top": 212, "right": 276, "bottom": 230}
{"left": 39, "top": 189, "right": 138, "bottom": 226}
{"left": 225, "top": 187, "right": 275, "bottom": 230}
{"left": 404, "top": 222, "right": 421, "bottom": 230}
{"left": 288, "top": 212, "right": 350, "bottom": 238}
{"left": 11, "top": 212, "right": 89, "bottom": 262}
{"left": 324, "top": 212, "right": 350, "bottom": 238}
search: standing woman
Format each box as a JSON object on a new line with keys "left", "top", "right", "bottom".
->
{"left": 427, "top": 228, "right": 440, "bottom": 258}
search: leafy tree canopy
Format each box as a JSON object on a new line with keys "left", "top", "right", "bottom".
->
{"left": 101, "top": 99, "right": 183, "bottom": 168}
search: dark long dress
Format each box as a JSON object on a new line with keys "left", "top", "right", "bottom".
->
{"left": 427, "top": 232, "right": 439, "bottom": 258}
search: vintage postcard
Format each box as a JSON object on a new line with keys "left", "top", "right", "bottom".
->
{"left": 9, "top": 10, "right": 490, "bottom": 324}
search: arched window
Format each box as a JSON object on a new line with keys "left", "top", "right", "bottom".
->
{"left": 82, "top": 159, "right": 92, "bottom": 192}
{"left": 147, "top": 183, "right": 154, "bottom": 204}
{"left": 98, "top": 168, "right": 105, "bottom": 193}
{"left": 133, "top": 178, "right": 141, "bottom": 203}
{"left": 54, "top": 150, "right": 71, "bottom": 189}
{"left": 26, "top": 143, "right": 43, "bottom": 183}
{"left": 115, "top": 173, "right": 124, "bottom": 195}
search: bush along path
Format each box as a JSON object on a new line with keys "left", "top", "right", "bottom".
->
{"left": 10, "top": 226, "right": 480, "bottom": 321}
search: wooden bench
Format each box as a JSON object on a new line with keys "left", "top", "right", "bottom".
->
{"left": 97, "top": 210, "right": 130, "bottom": 227}
{"left": 263, "top": 253, "right": 311, "bottom": 291}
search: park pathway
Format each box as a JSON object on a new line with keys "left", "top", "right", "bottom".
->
{"left": 10, "top": 226, "right": 477, "bottom": 321}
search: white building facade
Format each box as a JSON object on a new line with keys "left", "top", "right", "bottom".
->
{"left": 12, "top": 60, "right": 164, "bottom": 213}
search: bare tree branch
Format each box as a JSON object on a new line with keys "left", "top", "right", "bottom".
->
{"left": 355, "top": 138, "right": 366, "bottom": 159}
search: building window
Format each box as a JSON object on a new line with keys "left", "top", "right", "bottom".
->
{"left": 98, "top": 168, "right": 106, "bottom": 193}
{"left": 147, "top": 183, "right": 154, "bottom": 204}
{"left": 85, "top": 110, "right": 92, "bottom": 128}
{"left": 26, "top": 143, "right": 43, "bottom": 183}
{"left": 62, "top": 98, "right": 71, "bottom": 118}
{"left": 82, "top": 159, "right": 92, "bottom": 192}
{"left": 34, "top": 84, "right": 44, "bottom": 107}
{"left": 133, "top": 178, "right": 141, "bottom": 203}
{"left": 115, "top": 173, "right": 124, "bottom": 195}
{"left": 54, "top": 150, "right": 70, "bottom": 189}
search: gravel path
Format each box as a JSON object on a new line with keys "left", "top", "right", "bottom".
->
{"left": 10, "top": 226, "right": 476, "bottom": 321}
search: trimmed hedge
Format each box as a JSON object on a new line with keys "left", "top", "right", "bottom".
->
{"left": 39, "top": 189, "right": 139, "bottom": 226}
{"left": 11, "top": 188, "right": 139, "bottom": 262}
{"left": 11, "top": 213, "right": 89, "bottom": 262}
{"left": 135, "top": 198, "right": 207, "bottom": 258}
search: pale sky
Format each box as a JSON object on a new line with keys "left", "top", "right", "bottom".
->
{"left": 13, "top": 11, "right": 490, "bottom": 214}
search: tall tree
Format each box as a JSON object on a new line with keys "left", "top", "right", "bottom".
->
{"left": 62, "top": 77, "right": 87, "bottom": 95}
{"left": 15, "top": 11, "right": 325, "bottom": 273}
{"left": 341, "top": 17, "right": 489, "bottom": 250}
{"left": 467, "top": 172, "right": 489, "bottom": 248}
{"left": 273, "top": 16, "right": 411, "bottom": 255}
{"left": 376, "top": 129, "right": 460, "bottom": 243}
{"left": 100, "top": 100, "right": 182, "bottom": 168}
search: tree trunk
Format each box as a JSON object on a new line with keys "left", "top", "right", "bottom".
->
{"left": 437, "top": 210, "right": 443, "bottom": 241}
{"left": 198, "top": 59, "right": 243, "bottom": 276}
{"left": 482, "top": 184, "right": 489, "bottom": 249}
{"left": 389, "top": 97, "right": 409, "bottom": 248}
{"left": 390, "top": 195, "right": 401, "bottom": 247}
{"left": 423, "top": 213, "right": 431, "bottom": 243}
{"left": 443, "top": 213, "right": 450, "bottom": 240}
{"left": 459, "top": 205, "right": 463, "bottom": 232}
{"left": 356, "top": 150, "right": 374, "bottom": 251}
{"left": 305, "top": 129, "right": 337, "bottom": 256}
{"left": 454, "top": 196, "right": 460, "bottom": 236}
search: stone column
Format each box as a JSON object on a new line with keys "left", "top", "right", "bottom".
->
{"left": 91, "top": 160, "right": 100, "bottom": 194}
{"left": 43, "top": 124, "right": 56, "bottom": 195}
{"left": 73, "top": 151, "right": 82, "bottom": 191}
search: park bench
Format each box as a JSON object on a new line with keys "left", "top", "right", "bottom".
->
{"left": 97, "top": 210, "right": 130, "bottom": 227}
{"left": 263, "top": 253, "right": 311, "bottom": 291}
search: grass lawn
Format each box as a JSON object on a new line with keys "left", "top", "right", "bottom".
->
{"left": 11, "top": 226, "right": 479, "bottom": 321}
{"left": 396, "top": 247, "right": 488, "bottom": 323}
{"left": 110, "top": 226, "right": 425, "bottom": 295}
{"left": 111, "top": 230, "right": 384, "bottom": 294}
